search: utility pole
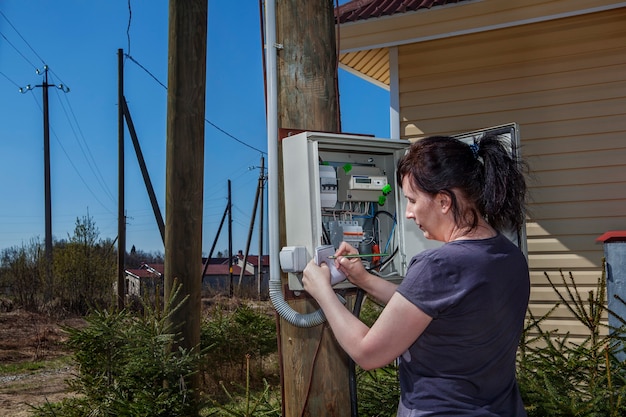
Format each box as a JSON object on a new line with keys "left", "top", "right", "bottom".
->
{"left": 20, "top": 65, "right": 69, "bottom": 303}
{"left": 258, "top": 156, "right": 265, "bottom": 300}
{"left": 237, "top": 156, "right": 266, "bottom": 297}
{"left": 275, "top": 2, "right": 350, "bottom": 416}
{"left": 117, "top": 49, "right": 126, "bottom": 310}
{"left": 228, "top": 179, "right": 233, "bottom": 297}
{"left": 164, "top": 0, "right": 207, "bottom": 412}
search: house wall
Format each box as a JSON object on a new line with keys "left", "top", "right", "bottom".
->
{"left": 395, "top": 7, "right": 626, "bottom": 340}
{"left": 338, "top": 0, "right": 625, "bottom": 52}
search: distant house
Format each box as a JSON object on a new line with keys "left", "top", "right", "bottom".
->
{"left": 335, "top": 0, "right": 626, "bottom": 340}
{"left": 124, "top": 252, "right": 269, "bottom": 299}
{"left": 125, "top": 263, "right": 163, "bottom": 298}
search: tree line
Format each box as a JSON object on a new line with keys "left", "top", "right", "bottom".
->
{"left": 0, "top": 214, "right": 163, "bottom": 315}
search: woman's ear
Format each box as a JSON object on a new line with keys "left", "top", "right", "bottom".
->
{"left": 438, "top": 192, "right": 452, "bottom": 214}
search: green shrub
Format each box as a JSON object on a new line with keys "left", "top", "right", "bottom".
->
{"left": 518, "top": 265, "right": 626, "bottom": 416}
{"left": 200, "top": 302, "right": 278, "bottom": 394}
{"left": 31, "top": 287, "right": 202, "bottom": 417}
{"left": 357, "top": 365, "right": 400, "bottom": 417}
{"left": 202, "top": 354, "right": 281, "bottom": 417}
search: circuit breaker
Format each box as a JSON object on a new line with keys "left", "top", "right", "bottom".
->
{"left": 280, "top": 125, "right": 525, "bottom": 291}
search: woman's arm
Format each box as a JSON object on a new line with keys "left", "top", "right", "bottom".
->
{"left": 334, "top": 242, "right": 398, "bottom": 304}
{"left": 303, "top": 260, "right": 432, "bottom": 370}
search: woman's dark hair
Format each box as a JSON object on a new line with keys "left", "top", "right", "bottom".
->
{"left": 396, "top": 134, "right": 527, "bottom": 233}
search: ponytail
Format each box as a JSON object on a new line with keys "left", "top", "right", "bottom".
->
{"left": 397, "top": 134, "right": 528, "bottom": 234}
{"left": 475, "top": 134, "right": 527, "bottom": 232}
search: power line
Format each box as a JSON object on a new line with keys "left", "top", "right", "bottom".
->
{"left": 204, "top": 118, "right": 266, "bottom": 155}
{"left": 52, "top": 80, "right": 117, "bottom": 204}
{"left": 0, "top": 11, "right": 44, "bottom": 63}
{"left": 127, "top": 0, "right": 133, "bottom": 56}
{"left": 26, "top": 90, "right": 115, "bottom": 216}
{"left": 0, "top": 70, "right": 21, "bottom": 88}
{"left": 3, "top": 9, "right": 116, "bottom": 210}
{"left": 124, "top": 53, "right": 266, "bottom": 155}
{"left": 125, "top": 54, "right": 167, "bottom": 89}
{"left": 0, "top": 30, "right": 39, "bottom": 69}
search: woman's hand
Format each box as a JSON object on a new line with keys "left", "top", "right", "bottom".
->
{"left": 302, "top": 260, "right": 335, "bottom": 301}
{"left": 334, "top": 242, "right": 368, "bottom": 286}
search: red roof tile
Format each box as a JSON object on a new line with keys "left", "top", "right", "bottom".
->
{"left": 336, "top": 0, "right": 470, "bottom": 24}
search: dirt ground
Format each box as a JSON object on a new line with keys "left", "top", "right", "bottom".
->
{"left": 0, "top": 310, "right": 82, "bottom": 417}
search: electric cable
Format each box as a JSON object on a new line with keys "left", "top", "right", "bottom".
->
{"left": 367, "top": 210, "right": 398, "bottom": 272}
{"left": 2, "top": 9, "right": 116, "bottom": 214}
{"left": 368, "top": 246, "right": 399, "bottom": 274}
{"left": 124, "top": 54, "right": 167, "bottom": 90}
{"left": 348, "top": 288, "right": 366, "bottom": 417}
{"left": 52, "top": 82, "right": 116, "bottom": 205}
{"left": 0, "top": 10, "right": 44, "bottom": 67}
{"left": 124, "top": 53, "right": 266, "bottom": 155}
{"left": 299, "top": 324, "right": 328, "bottom": 417}
{"left": 27, "top": 92, "right": 115, "bottom": 215}
{"left": 322, "top": 222, "right": 332, "bottom": 246}
{"left": 127, "top": 0, "right": 133, "bottom": 57}
{"left": 0, "top": 70, "right": 21, "bottom": 89}
{"left": 0, "top": 30, "right": 38, "bottom": 70}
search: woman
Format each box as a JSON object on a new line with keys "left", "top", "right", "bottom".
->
{"left": 303, "top": 134, "right": 529, "bottom": 416}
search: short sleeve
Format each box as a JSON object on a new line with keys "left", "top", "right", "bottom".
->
{"left": 397, "top": 250, "right": 467, "bottom": 319}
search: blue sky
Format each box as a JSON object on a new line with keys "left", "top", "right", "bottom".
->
{"left": 0, "top": 1, "right": 389, "bottom": 256}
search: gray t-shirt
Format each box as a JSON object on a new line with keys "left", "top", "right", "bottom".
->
{"left": 396, "top": 233, "right": 529, "bottom": 416}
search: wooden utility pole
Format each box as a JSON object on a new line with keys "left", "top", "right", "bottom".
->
{"left": 20, "top": 65, "right": 70, "bottom": 302}
{"left": 42, "top": 67, "right": 53, "bottom": 304}
{"left": 275, "top": 2, "right": 351, "bottom": 416}
{"left": 237, "top": 156, "right": 265, "bottom": 297}
{"left": 164, "top": 0, "right": 207, "bottom": 410}
{"left": 228, "top": 179, "right": 233, "bottom": 297}
{"left": 257, "top": 155, "right": 265, "bottom": 300}
{"left": 117, "top": 48, "right": 126, "bottom": 310}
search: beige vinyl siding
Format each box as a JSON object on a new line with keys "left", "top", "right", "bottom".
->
{"left": 396, "top": 8, "right": 626, "bottom": 339}
{"left": 338, "top": 0, "right": 625, "bottom": 71}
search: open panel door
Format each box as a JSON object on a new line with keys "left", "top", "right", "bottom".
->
{"left": 395, "top": 123, "right": 526, "bottom": 277}
{"left": 452, "top": 123, "right": 527, "bottom": 256}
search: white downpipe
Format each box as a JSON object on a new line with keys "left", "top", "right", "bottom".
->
{"left": 265, "top": 0, "right": 327, "bottom": 327}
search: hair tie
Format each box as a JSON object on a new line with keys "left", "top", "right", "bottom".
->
{"left": 469, "top": 143, "right": 480, "bottom": 159}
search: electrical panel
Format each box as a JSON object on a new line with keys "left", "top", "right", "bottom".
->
{"left": 281, "top": 131, "right": 434, "bottom": 291}
{"left": 281, "top": 125, "right": 524, "bottom": 291}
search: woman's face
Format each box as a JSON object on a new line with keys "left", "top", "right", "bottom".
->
{"left": 401, "top": 176, "right": 446, "bottom": 241}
